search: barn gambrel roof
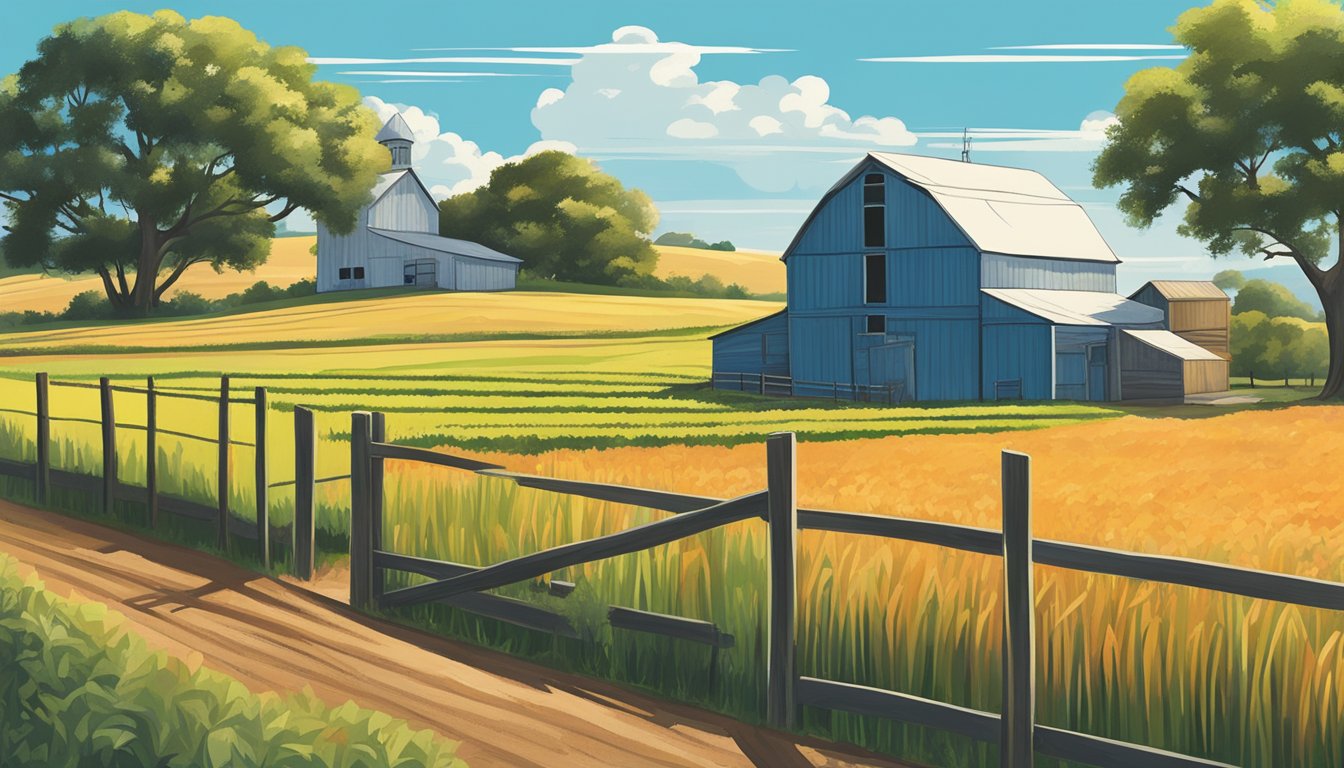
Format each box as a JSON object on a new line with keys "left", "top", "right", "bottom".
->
{"left": 782, "top": 152, "right": 1120, "bottom": 264}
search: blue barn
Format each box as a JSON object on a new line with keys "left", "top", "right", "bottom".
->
{"left": 711, "top": 153, "right": 1229, "bottom": 402}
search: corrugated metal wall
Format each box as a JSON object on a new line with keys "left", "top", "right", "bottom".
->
{"left": 712, "top": 312, "right": 790, "bottom": 380}
{"left": 790, "top": 316, "right": 853, "bottom": 393}
{"left": 981, "top": 253, "right": 1117, "bottom": 292}
{"left": 368, "top": 174, "right": 437, "bottom": 233}
{"left": 982, "top": 324, "right": 1052, "bottom": 400}
{"left": 454, "top": 258, "right": 517, "bottom": 291}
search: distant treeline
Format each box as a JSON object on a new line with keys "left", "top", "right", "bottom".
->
{"left": 654, "top": 232, "right": 736, "bottom": 251}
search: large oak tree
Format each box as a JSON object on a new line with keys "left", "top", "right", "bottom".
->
{"left": 0, "top": 11, "right": 387, "bottom": 313}
{"left": 1094, "top": 0, "right": 1344, "bottom": 399}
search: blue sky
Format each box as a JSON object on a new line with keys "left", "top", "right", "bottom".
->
{"left": 1, "top": 1, "right": 1306, "bottom": 293}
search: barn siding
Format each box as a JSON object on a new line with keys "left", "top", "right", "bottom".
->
{"left": 981, "top": 254, "right": 1117, "bottom": 292}
{"left": 713, "top": 312, "right": 790, "bottom": 386}
{"left": 455, "top": 258, "right": 517, "bottom": 291}
{"left": 1184, "top": 359, "right": 1229, "bottom": 394}
{"left": 884, "top": 317, "right": 979, "bottom": 401}
{"left": 791, "top": 166, "right": 971, "bottom": 258}
{"left": 982, "top": 324, "right": 1052, "bottom": 400}
{"left": 1169, "top": 300, "right": 1231, "bottom": 356}
{"left": 368, "top": 175, "right": 437, "bottom": 233}
{"left": 1119, "top": 333, "right": 1184, "bottom": 400}
{"left": 790, "top": 315, "right": 853, "bottom": 394}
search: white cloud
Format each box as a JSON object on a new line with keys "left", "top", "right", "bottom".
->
{"left": 531, "top": 26, "right": 917, "bottom": 192}
{"left": 308, "top": 56, "right": 578, "bottom": 66}
{"left": 862, "top": 54, "right": 1186, "bottom": 63}
{"left": 922, "top": 110, "right": 1119, "bottom": 152}
{"left": 364, "top": 96, "right": 574, "bottom": 198}
{"left": 989, "top": 44, "right": 1186, "bottom": 50}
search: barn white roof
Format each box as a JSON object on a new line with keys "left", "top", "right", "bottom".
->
{"left": 983, "top": 288, "right": 1164, "bottom": 327}
{"left": 369, "top": 228, "right": 522, "bottom": 264}
{"left": 1122, "top": 329, "right": 1226, "bottom": 361}
{"left": 868, "top": 153, "right": 1120, "bottom": 263}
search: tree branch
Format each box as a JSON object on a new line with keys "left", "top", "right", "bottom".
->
{"left": 1232, "top": 226, "right": 1325, "bottom": 284}
{"left": 267, "top": 201, "right": 300, "bottom": 223}
{"left": 1176, "top": 185, "right": 1202, "bottom": 203}
{"left": 152, "top": 254, "right": 209, "bottom": 299}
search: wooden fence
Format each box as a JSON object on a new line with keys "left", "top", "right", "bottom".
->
{"left": 348, "top": 410, "right": 1344, "bottom": 768}
{"left": 711, "top": 371, "right": 909, "bottom": 403}
{"left": 0, "top": 374, "right": 346, "bottom": 577}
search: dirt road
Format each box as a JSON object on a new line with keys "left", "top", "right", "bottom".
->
{"left": 0, "top": 499, "right": 913, "bottom": 768}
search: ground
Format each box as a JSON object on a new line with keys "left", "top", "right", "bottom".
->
{"left": 0, "top": 498, "right": 909, "bottom": 768}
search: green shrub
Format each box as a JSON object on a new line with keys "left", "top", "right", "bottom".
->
{"left": 0, "top": 555, "right": 465, "bottom": 768}
{"left": 61, "top": 290, "right": 114, "bottom": 321}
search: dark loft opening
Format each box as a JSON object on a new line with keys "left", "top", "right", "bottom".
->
{"left": 865, "top": 253, "right": 887, "bottom": 304}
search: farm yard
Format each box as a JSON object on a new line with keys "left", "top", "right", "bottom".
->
{"left": 0, "top": 275, "right": 1338, "bottom": 767}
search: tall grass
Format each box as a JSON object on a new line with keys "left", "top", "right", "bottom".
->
{"left": 0, "top": 390, "right": 1339, "bottom": 767}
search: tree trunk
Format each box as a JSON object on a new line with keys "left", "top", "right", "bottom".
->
{"left": 128, "top": 217, "right": 161, "bottom": 316}
{"left": 1320, "top": 279, "right": 1344, "bottom": 400}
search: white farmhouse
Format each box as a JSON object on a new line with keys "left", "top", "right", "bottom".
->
{"left": 316, "top": 113, "right": 521, "bottom": 293}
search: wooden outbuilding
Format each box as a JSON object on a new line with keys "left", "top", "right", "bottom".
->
{"left": 1128, "top": 281, "right": 1231, "bottom": 359}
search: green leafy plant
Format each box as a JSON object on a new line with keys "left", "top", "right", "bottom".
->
{"left": 0, "top": 554, "right": 465, "bottom": 767}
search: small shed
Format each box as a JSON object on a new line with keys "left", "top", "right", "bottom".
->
{"left": 1129, "top": 281, "right": 1231, "bottom": 359}
{"left": 710, "top": 310, "right": 789, "bottom": 390}
{"left": 1119, "top": 329, "right": 1229, "bottom": 400}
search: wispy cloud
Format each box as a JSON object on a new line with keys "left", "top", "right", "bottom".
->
{"left": 862, "top": 54, "right": 1187, "bottom": 63}
{"left": 989, "top": 43, "right": 1186, "bottom": 50}
{"left": 337, "top": 70, "right": 552, "bottom": 78}
{"left": 920, "top": 111, "right": 1119, "bottom": 152}
{"left": 307, "top": 56, "right": 578, "bottom": 66}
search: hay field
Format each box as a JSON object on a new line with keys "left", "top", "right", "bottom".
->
{"left": 0, "top": 292, "right": 782, "bottom": 352}
{"left": 653, "top": 245, "right": 786, "bottom": 294}
{"left": 0, "top": 237, "right": 319, "bottom": 313}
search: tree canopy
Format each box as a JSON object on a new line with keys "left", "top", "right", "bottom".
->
{"left": 1212, "top": 269, "right": 1247, "bottom": 291}
{"left": 438, "top": 151, "right": 659, "bottom": 286}
{"left": 1093, "top": 0, "right": 1344, "bottom": 398}
{"left": 1232, "top": 278, "right": 1324, "bottom": 321}
{"left": 1231, "top": 311, "right": 1330, "bottom": 382}
{"left": 0, "top": 11, "right": 386, "bottom": 313}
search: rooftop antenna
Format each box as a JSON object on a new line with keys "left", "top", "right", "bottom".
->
{"left": 961, "top": 128, "right": 973, "bottom": 163}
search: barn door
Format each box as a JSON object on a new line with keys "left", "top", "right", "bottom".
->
{"left": 403, "top": 259, "right": 437, "bottom": 287}
{"left": 1086, "top": 343, "right": 1108, "bottom": 401}
{"left": 869, "top": 342, "right": 914, "bottom": 402}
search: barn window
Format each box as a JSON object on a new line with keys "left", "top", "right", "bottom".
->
{"left": 864, "top": 253, "right": 887, "bottom": 304}
{"left": 863, "top": 173, "right": 885, "bottom": 248}
{"left": 352, "top": 267, "right": 365, "bottom": 279}
{"left": 865, "top": 315, "right": 885, "bottom": 334}
{"left": 338, "top": 267, "right": 351, "bottom": 280}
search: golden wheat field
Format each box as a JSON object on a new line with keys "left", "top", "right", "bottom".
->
{"left": 388, "top": 406, "right": 1342, "bottom": 767}
{"left": 653, "top": 245, "right": 787, "bottom": 294}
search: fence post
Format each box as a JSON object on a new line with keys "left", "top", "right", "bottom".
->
{"left": 766, "top": 431, "right": 798, "bottom": 730}
{"left": 1001, "top": 450, "right": 1034, "bottom": 768}
{"left": 217, "top": 375, "right": 231, "bottom": 550}
{"left": 759, "top": 373, "right": 766, "bottom": 396}
{"left": 255, "top": 387, "right": 269, "bottom": 569}
{"left": 146, "top": 376, "right": 157, "bottom": 528}
{"left": 99, "top": 377, "right": 116, "bottom": 517}
{"left": 350, "top": 411, "right": 373, "bottom": 610}
{"left": 34, "top": 373, "right": 49, "bottom": 505}
{"left": 293, "top": 406, "right": 316, "bottom": 580}
{"left": 370, "top": 411, "right": 386, "bottom": 603}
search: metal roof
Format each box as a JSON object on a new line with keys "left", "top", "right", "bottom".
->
{"left": 1122, "top": 329, "right": 1226, "bottom": 361}
{"left": 1132, "top": 280, "right": 1230, "bottom": 301}
{"left": 369, "top": 228, "right": 522, "bottom": 264}
{"left": 708, "top": 309, "right": 787, "bottom": 339}
{"left": 983, "top": 288, "right": 1164, "bottom": 327}
{"left": 374, "top": 113, "right": 415, "bottom": 144}
{"left": 869, "top": 153, "right": 1119, "bottom": 263}
{"left": 783, "top": 153, "right": 1120, "bottom": 263}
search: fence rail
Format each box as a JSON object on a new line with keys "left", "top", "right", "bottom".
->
{"left": 0, "top": 373, "right": 323, "bottom": 575}
{"left": 711, "top": 371, "right": 911, "bottom": 403}
{"left": 342, "top": 412, "right": 1341, "bottom": 768}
